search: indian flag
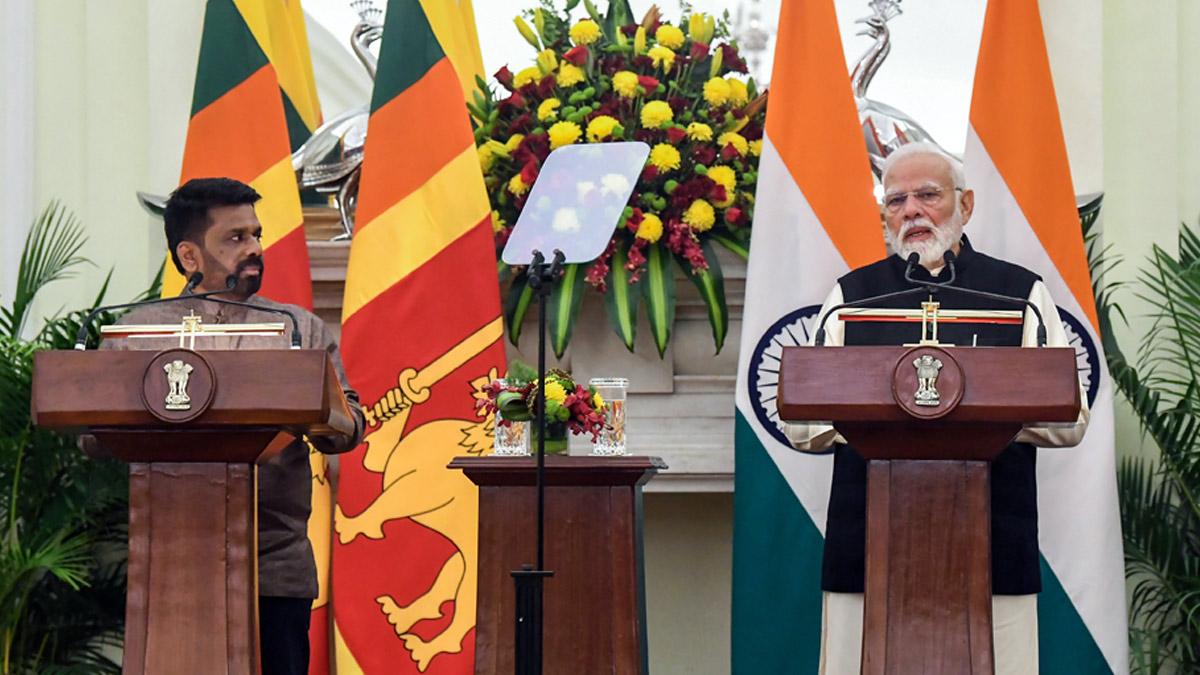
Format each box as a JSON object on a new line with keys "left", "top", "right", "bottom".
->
{"left": 169, "top": 0, "right": 311, "bottom": 307}
{"left": 964, "top": 0, "right": 1127, "bottom": 672}
{"left": 331, "top": 1, "right": 504, "bottom": 673}
{"left": 731, "top": 0, "right": 882, "bottom": 670}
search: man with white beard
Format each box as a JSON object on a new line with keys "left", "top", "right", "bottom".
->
{"left": 787, "top": 142, "right": 1089, "bottom": 675}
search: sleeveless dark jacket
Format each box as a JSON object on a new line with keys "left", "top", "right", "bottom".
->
{"left": 821, "top": 237, "right": 1044, "bottom": 595}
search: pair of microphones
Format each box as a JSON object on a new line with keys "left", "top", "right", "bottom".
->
{"left": 73, "top": 271, "right": 302, "bottom": 350}
{"left": 813, "top": 250, "right": 1047, "bottom": 347}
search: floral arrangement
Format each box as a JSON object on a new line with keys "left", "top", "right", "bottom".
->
{"left": 467, "top": 0, "right": 767, "bottom": 358}
{"left": 479, "top": 362, "right": 608, "bottom": 445}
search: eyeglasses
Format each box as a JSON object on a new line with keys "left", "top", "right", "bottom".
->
{"left": 882, "top": 186, "right": 963, "bottom": 213}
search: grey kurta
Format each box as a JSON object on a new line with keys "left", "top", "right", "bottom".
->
{"left": 100, "top": 294, "right": 365, "bottom": 598}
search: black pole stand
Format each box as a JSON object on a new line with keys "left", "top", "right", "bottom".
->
{"left": 512, "top": 248, "right": 563, "bottom": 675}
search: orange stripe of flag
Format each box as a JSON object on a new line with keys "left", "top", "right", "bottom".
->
{"left": 765, "top": 0, "right": 882, "bottom": 270}
{"left": 180, "top": 64, "right": 293, "bottom": 182}
{"left": 354, "top": 58, "right": 476, "bottom": 230}
{"left": 969, "top": 0, "right": 1098, "bottom": 330}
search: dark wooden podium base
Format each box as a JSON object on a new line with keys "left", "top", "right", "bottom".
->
{"left": 451, "top": 455, "right": 665, "bottom": 675}
{"left": 864, "top": 460, "right": 994, "bottom": 675}
{"left": 121, "top": 462, "right": 259, "bottom": 675}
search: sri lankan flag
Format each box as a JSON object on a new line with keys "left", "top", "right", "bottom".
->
{"left": 330, "top": 0, "right": 503, "bottom": 673}
{"left": 169, "top": 0, "right": 311, "bottom": 308}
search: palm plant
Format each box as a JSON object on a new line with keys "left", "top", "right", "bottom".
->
{"left": 1090, "top": 213, "right": 1200, "bottom": 673}
{"left": 0, "top": 202, "right": 157, "bottom": 673}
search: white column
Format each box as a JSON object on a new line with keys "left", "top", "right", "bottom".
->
{"left": 1, "top": 0, "right": 35, "bottom": 305}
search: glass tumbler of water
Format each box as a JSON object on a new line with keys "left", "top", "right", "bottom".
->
{"left": 492, "top": 380, "right": 530, "bottom": 456}
{"left": 589, "top": 377, "right": 629, "bottom": 456}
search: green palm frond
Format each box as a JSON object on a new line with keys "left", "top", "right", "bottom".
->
{"left": 0, "top": 202, "right": 89, "bottom": 339}
{"left": 1100, "top": 217, "right": 1200, "bottom": 673}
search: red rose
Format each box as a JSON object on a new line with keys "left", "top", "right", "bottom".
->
{"left": 520, "top": 160, "right": 540, "bottom": 185}
{"left": 641, "top": 165, "right": 660, "bottom": 181}
{"left": 498, "top": 91, "right": 526, "bottom": 114}
{"left": 691, "top": 145, "right": 717, "bottom": 165}
{"left": 720, "top": 143, "right": 741, "bottom": 161}
{"left": 666, "top": 126, "right": 686, "bottom": 144}
{"left": 563, "top": 45, "right": 589, "bottom": 66}
{"left": 689, "top": 42, "right": 709, "bottom": 60}
{"left": 725, "top": 207, "right": 744, "bottom": 225}
{"left": 637, "top": 75, "right": 660, "bottom": 91}
{"left": 494, "top": 65, "right": 515, "bottom": 90}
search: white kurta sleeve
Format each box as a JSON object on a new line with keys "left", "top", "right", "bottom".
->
{"left": 784, "top": 284, "right": 848, "bottom": 452}
{"left": 1014, "top": 280, "right": 1090, "bottom": 447}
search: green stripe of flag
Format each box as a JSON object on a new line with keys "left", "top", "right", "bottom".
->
{"left": 371, "top": 0, "right": 447, "bottom": 114}
{"left": 281, "top": 92, "right": 311, "bottom": 152}
{"left": 732, "top": 411, "right": 823, "bottom": 674}
{"left": 1037, "top": 558, "right": 1113, "bottom": 674}
{"left": 190, "top": 0, "right": 269, "bottom": 117}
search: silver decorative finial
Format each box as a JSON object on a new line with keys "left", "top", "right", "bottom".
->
{"left": 734, "top": 0, "right": 771, "bottom": 82}
{"left": 350, "top": 0, "right": 382, "bottom": 27}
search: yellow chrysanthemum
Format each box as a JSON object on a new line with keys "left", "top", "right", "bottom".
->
{"left": 507, "top": 173, "right": 530, "bottom": 196}
{"left": 557, "top": 63, "right": 586, "bottom": 87}
{"left": 705, "top": 164, "right": 734, "bottom": 194}
{"left": 537, "top": 98, "right": 561, "bottom": 122}
{"left": 478, "top": 145, "right": 498, "bottom": 172}
{"left": 749, "top": 139, "right": 763, "bottom": 157}
{"left": 683, "top": 199, "right": 716, "bottom": 231}
{"left": 636, "top": 212, "right": 664, "bottom": 242}
{"left": 505, "top": 133, "right": 525, "bottom": 152}
{"left": 514, "top": 66, "right": 542, "bottom": 88}
{"left": 686, "top": 122, "right": 714, "bottom": 141}
{"left": 648, "top": 45, "right": 676, "bottom": 71}
{"left": 727, "top": 78, "right": 750, "bottom": 106}
{"left": 548, "top": 120, "right": 583, "bottom": 149}
{"left": 640, "top": 100, "right": 674, "bottom": 129}
{"left": 717, "top": 131, "right": 749, "bottom": 156}
{"left": 655, "top": 24, "right": 685, "bottom": 50}
{"left": 702, "top": 77, "right": 731, "bottom": 106}
{"left": 544, "top": 380, "right": 567, "bottom": 404}
{"left": 536, "top": 49, "right": 558, "bottom": 75}
{"left": 491, "top": 210, "right": 506, "bottom": 233}
{"left": 569, "top": 19, "right": 602, "bottom": 45}
{"left": 648, "top": 143, "right": 681, "bottom": 172}
{"left": 586, "top": 115, "right": 621, "bottom": 142}
{"left": 613, "top": 70, "right": 639, "bottom": 98}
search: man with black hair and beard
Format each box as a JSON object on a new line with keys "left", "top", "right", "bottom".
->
{"left": 786, "top": 142, "right": 1089, "bottom": 675}
{"left": 101, "top": 177, "right": 365, "bottom": 675}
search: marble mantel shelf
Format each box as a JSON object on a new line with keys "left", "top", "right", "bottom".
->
{"left": 305, "top": 208, "right": 743, "bottom": 493}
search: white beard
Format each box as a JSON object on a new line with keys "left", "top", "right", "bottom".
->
{"left": 885, "top": 208, "right": 965, "bottom": 268}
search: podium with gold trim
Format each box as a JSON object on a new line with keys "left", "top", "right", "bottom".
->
{"left": 32, "top": 321, "right": 355, "bottom": 675}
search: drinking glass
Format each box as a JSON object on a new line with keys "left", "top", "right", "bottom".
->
{"left": 588, "top": 377, "right": 629, "bottom": 456}
{"left": 492, "top": 379, "right": 530, "bottom": 456}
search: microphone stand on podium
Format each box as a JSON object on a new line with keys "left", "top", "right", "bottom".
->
{"left": 510, "top": 248, "right": 563, "bottom": 675}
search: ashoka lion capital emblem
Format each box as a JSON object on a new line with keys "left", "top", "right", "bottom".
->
{"left": 163, "top": 359, "right": 195, "bottom": 410}
{"left": 913, "top": 354, "right": 943, "bottom": 407}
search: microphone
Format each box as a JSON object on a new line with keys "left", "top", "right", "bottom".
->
{"left": 814, "top": 249, "right": 1047, "bottom": 347}
{"left": 932, "top": 250, "right": 1048, "bottom": 347}
{"left": 74, "top": 274, "right": 303, "bottom": 350}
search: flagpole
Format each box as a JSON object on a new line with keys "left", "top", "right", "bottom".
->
{"left": 512, "top": 248, "right": 562, "bottom": 675}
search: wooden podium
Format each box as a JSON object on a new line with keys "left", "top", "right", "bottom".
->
{"left": 450, "top": 455, "right": 665, "bottom": 675}
{"left": 777, "top": 345, "right": 1079, "bottom": 675}
{"left": 31, "top": 349, "right": 355, "bottom": 675}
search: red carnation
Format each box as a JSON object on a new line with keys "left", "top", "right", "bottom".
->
{"left": 720, "top": 143, "right": 741, "bottom": 161}
{"left": 720, "top": 44, "right": 749, "bottom": 73}
{"left": 691, "top": 145, "right": 717, "bottom": 165}
{"left": 563, "top": 45, "right": 589, "bottom": 66}
{"left": 641, "top": 165, "right": 660, "bottom": 182}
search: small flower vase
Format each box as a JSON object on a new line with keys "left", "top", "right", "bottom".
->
{"left": 531, "top": 420, "right": 569, "bottom": 455}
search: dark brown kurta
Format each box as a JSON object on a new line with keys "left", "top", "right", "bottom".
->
{"left": 101, "top": 294, "right": 364, "bottom": 598}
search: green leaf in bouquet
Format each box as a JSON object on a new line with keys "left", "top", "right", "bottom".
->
{"left": 548, "top": 262, "right": 588, "bottom": 358}
{"left": 679, "top": 239, "right": 728, "bottom": 353}
{"left": 603, "top": 0, "right": 635, "bottom": 42}
{"left": 496, "top": 390, "right": 532, "bottom": 421}
{"left": 504, "top": 271, "right": 535, "bottom": 346}
{"left": 711, "top": 232, "right": 749, "bottom": 259}
{"left": 642, "top": 243, "right": 676, "bottom": 358}
{"left": 604, "top": 242, "right": 642, "bottom": 351}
